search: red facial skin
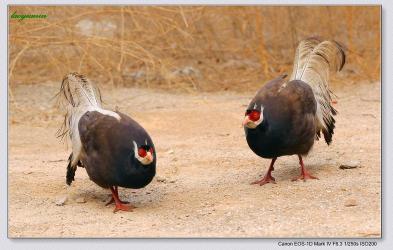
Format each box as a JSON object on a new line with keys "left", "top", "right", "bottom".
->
{"left": 248, "top": 110, "right": 261, "bottom": 122}
{"left": 138, "top": 148, "right": 147, "bottom": 157}
{"left": 138, "top": 147, "right": 154, "bottom": 158}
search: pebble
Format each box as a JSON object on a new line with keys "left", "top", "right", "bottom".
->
{"left": 55, "top": 196, "right": 67, "bottom": 206}
{"left": 218, "top": 133, "right": 230, "bottom": 137}
{"left": 23, "top": 170, "right": 33, "bottom": 175}
{"left": 344, "top": 199, "right": 358, "bottom": 207}
{"left": 156, "top": 177, "right": 167, "bottom": 183}
{"left": 339, "top": 161, "right": 362, "bottom": 169}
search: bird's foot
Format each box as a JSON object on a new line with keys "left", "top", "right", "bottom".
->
{"left": 251, "top": 175, "right": 276, "bottom": 186}
{"left": 113, "top": 203, "right": 136, "bottom": 213}
{"left": 108, "top": 186, "right": 135, "bottom": 212}
{"left": 291, "top": 171, "right": 319, "bottom": 182}
{"left": 105, "top": 196, "right": 130, "bottom": 206}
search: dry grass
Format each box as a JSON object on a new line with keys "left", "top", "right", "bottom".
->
{"left": 8, "top": 6, "right": 380, "bottom": 92}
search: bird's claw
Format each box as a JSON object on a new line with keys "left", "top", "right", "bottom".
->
{"left": 105, "top": 196, "right": 130, "bottom": 206}
{"left": 251, "top": 175, "right": 276, "bottom": 186}
{"left": 113, "top": 203, "right": 135, "bottom": 213}
{"left": 291, "top": 172, "right": 319, "bottom": 182}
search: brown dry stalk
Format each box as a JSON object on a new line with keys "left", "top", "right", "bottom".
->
{"left": 117, "top": 6, "right": 125, "bottom": 73}
{"left": 179, "top": 6, "right": 189, "bottom": 28}
{"left": 345, "top": 7, "right": 354, "bottom": 52}
{"left": 254, "top": 8, "right": 270, "bottom": 76}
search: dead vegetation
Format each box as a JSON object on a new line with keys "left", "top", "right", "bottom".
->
{"left": 9, "top": 6, "right": 380, "bottom": 92}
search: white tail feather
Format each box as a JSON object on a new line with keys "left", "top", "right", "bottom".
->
{"left": 290, "top": 38, "right": 345, "bottom": 144}
{"left": 57, "top": 72, "right": 120, "bottom": 166}
{"left": 290, "top": 38, "right": 320, "bottom": 80}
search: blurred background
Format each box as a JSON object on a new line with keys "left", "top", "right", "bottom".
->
{"left": 8, "top": 6, "right": 380, "bottom": 93}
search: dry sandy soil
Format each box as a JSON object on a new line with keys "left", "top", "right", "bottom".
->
{"left": 8, "top": 81, "right": 381, "bottom": 238}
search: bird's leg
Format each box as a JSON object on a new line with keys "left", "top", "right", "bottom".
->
{"left": 108, "top": 186, "right": 135, "bottom": 213}
{"left": 105, "top": 186, "right": 130, "bottom": 206}
{"left": 291, "top": 155, "right": 319, "bottom": 181}
{"left": 251, "top": 158, "right": 277, "bottom": 186}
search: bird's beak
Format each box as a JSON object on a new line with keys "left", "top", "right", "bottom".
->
{"left": 146, "top": 152, "right": 153, "bottom": 163}
{"left": 242, "top": 116, "right": 250, "bottom": 126}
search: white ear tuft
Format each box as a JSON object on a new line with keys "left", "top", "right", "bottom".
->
{"left": 133, "top": 140, "right": 138, "bottom": 157}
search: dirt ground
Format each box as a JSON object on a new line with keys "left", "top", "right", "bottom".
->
{"left": 8, "top": 81, "right": 381, "bottom": 238}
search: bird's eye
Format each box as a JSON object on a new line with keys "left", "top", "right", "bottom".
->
{"left": 249, "top": 110, "right": 261, "bottom": 122}
{"left": 138, "top": 148, "right": 147, "bottom": 157}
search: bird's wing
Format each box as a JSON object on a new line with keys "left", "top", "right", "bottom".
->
{"left": 247, "top": 74, "right": 288, "bottom": 111}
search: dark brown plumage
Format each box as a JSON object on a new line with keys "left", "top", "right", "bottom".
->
{"left": 78, "top": 111, "right": 156, "bottom": 190}
{"left": 243, "top": 38, "right": 345, "bottom": 185}
{"left": 57, "top": 73, "right": 156, "bottom": 212}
